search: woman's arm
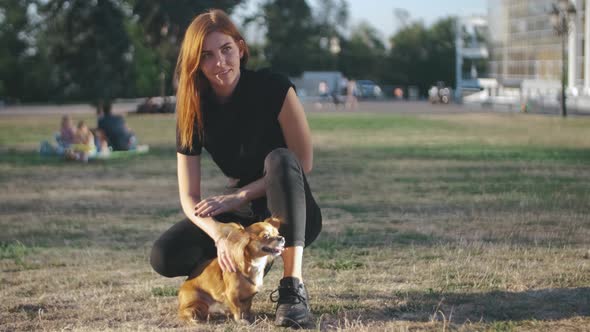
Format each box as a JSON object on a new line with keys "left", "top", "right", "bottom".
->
{"left": 278, "top": 87, "right": 313, "bottom": 174}
{"left": 177, "top": 153, "right": 223, "bottom": 241}
{"left": 177, "top": 152, "right": 237, "bottom": 272}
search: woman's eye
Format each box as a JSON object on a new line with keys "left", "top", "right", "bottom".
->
{"left": 222, "top": 46, "right": 231, "bottom": 53}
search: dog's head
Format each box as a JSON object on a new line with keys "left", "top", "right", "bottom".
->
{"left": 226, "top": 217, "right": 285, "bottom": 270}
{"left": 244, "top": 217, "right": 285, "bottom": 258}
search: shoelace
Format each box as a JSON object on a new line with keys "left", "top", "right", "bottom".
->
{"left": 270, "top": 286, "right": 307, "bottom": 305}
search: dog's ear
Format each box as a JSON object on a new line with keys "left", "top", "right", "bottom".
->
{"left": 218, "top": 222, "right": 244, "bottom": 238}
{"left": 226, "top": 228, "right": 249, "bottom": 272}
{"left": 266, "top": 217, "right": 281, "bottom": 230}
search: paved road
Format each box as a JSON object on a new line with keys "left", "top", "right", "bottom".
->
{"left": 1, "top": 99, "right": 588, "bottom": 117}
{"left": 0, "top": 101, "right": 141, "bottom": 116}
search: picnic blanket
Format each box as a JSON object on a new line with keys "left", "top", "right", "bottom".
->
{"left": 39, "top": 133, "right": 149, "bottom": 161}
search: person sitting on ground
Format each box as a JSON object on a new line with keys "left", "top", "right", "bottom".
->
{"left": 69, "top": 121, "right": 96, "bottom": 162}
{"left": 59, "top": 115, "right": 76, "bottom": 148}
{"left": 97, "top": 105, "right": 136, "bottom": 151}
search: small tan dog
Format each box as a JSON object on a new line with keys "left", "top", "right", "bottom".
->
{"left": 178, "top": 217, "right": 285, "bottom": 323}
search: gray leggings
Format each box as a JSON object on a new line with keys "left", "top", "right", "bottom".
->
{"left": 150, "top": 148, "right": 322, "bottom": 278}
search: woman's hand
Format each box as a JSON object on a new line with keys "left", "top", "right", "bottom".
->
{"left": 194, "top": 194, "right": 245, "bottom": 218}
{"left": 215, "top": 236, "right": 237, "bottom": 273}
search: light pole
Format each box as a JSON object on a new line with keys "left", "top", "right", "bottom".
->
{"left": 550, "top": 0, "right": 577, "bottom": 117}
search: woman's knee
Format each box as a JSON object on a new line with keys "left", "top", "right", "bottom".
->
{"left": 150, "top": 240, "right": 176, "bottom": 278}
{"left": 305, "top": 220, "right": 322, "bottom": 247}
{"left": 264, "top": 148, "right": 301, "bottom": 176}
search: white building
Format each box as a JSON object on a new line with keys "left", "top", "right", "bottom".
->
{"left": 488, "top": 0, "right": 590, "bottom": 95}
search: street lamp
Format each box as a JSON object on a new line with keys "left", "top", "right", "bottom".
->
{"left": 550, "top": 0, "right": 577, "bottom": 117}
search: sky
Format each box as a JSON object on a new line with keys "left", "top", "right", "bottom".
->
{"left": 234, "top": 0, "right": 488, "bottom": 42}
{"left": 345, "top": 0, "right": 488, "bottom": 38}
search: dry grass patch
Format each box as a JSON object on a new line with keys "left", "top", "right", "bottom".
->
{"left": 1, "top": 111, "right": 590, "bottom": 331}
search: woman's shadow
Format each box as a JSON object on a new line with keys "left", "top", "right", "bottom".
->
{"left": 314, "top": 287, "right": 590, "bottom": 328}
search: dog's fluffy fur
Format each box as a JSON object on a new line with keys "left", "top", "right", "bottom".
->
{"left": 178, "top": 217, "right": 284, "bottom": 323}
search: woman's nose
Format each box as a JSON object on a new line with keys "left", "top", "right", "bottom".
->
{"left": 216, "top": 54, "right": 224, "bottom": 67}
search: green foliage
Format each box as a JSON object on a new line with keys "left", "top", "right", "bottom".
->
{"left": 0, "top": 0, "right": 52, "bottom": 102}
{"left": 261, "top": 0, "right": 318, "bottom": 76}
{"left": 0, "top": 241, "right": 32, "bottom": 265}
{"left": 339, "top": 22, "right": 387, "bottom": 81}
{"left": 0, "top": 0, "right": 467, "bottom": 103}
{"left": 0, "top": 0, "right": 245, "bottom": 103}
{"left": 386, "top": 17, "right": 458, "bottom": 94}
{"left": 151, "top": 286, "right": 178, "bottom": 297}
{"left": 0, "top": 0, "right": 28, "bottom": 95}
{"left": 126, "top": 21, "right": 159, "bottom": 97}
{"left": 42, "top": 0, "right": 132, "bottom": 109}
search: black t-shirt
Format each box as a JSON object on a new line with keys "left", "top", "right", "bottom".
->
{"left": 176, "top": 68, "right": 294, "bottom": 188}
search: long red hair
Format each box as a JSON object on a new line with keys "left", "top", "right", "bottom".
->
{"left": 175, "top": 9, "right": 249, "bottom": 151}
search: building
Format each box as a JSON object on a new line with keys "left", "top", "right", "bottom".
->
{"left": 455, "top": 15, "right": 490, "bottom": 100}
{"left": 488, "top": 0, "right": 590, "bottom": 95}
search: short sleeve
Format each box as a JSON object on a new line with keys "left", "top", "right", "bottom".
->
{"left": 176, "top": 124, "right": 202, "bottom": 156}
{"left": 260, "top": 69, "right": 295, "bottom": 118}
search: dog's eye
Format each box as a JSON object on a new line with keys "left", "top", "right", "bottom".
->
{"left": 263, "top": 234, "right": 270, "bottom": 239}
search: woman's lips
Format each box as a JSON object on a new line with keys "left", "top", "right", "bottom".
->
{"left": 216, "top": 69, "right": 231, "bottom": 78}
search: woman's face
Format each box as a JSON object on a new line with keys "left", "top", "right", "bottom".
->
{"left": 199, "top": 31, "right": 244, "bottom": 95}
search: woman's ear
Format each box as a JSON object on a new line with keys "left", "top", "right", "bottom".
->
{"left": 238, "top": 39, "right": 245, "bottom": 59}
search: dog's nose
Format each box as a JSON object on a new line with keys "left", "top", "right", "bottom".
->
{"left": 277, "top": 236, "right": 285, "bottom": 245}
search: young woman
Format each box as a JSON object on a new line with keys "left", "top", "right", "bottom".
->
{"left": 150, "top": 9, "right": 322, "bottom": 328}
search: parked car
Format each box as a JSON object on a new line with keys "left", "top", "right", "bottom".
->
{"left": 356, "top": 80, "right": 383, "bottom": 99}
{"left": 136, "top": 96, "right": 176, "bottom": 114}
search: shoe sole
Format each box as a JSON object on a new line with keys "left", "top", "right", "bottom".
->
{"left": 275, "top": 317, "right": 315, "bottom": 329}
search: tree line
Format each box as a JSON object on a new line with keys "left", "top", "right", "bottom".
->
{"left": 0, "top": 0, "right": 460, "bottom": 110}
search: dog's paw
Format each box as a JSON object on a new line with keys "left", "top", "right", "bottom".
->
{"left": 182, "top": 317, "right": 199, "bottom": 326}
{"left": 238, "top": 318, "right": 251, "bottom": 325}
{"left": 233, "top": 314, "right": 253, "bottom": 325}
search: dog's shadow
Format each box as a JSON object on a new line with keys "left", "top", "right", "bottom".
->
{"left": 315, "top": 287, "right": 590, "bottom": 329}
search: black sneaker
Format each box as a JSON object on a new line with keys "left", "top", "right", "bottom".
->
{"left": 270, "top": 277, "right": 314, "bottom": 328}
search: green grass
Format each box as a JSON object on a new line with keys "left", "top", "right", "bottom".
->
{"left": 1, "top": 110, "right": 590, "bottom": 331}
{"left": 151, "top": 286, "right": 178, "bottom": 297}
{"left": 0, "top": 241, "right": 33, "bottom": 262}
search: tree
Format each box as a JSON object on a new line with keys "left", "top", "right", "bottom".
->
{"left": 0, "top": 0, "right": 28, "bottom": 99}
{"left": 312, "top": 0, "right": 348, "bottom": 71}
{"left": 260, "top": 0, "right": 318, "bottom": 76}
{"left": 387, "top": 22, "right": 430, "bottom": 90}
{"left": 0, "top": 0, "right": 51, "bottom": 102}
{"left": 339, "top": 21, "right": 386, "bottom": 81}
{"left": 314, "top": 0, "right": 348, "bottom": 36}
{"left": 427, "top": 17, "right": 457, "bottom": 90}
{"left": 42, "top": 0, "right": 132, "bottom": 112}
{"left": 126, "top": 19, "right": 160, "bottom": 98}
{"left": 384, "top": 17, "right": 459, "bottom": 97}
{"left": 393, "top": 8, "right": 410, "bottom": 31}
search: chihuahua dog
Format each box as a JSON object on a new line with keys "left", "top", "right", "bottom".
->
{"left": 178, "top": 217, "right": 285, "bottom": 323}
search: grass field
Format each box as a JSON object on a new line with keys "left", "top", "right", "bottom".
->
{"left": 1, "top": 110, "right": 589, "bottom": 331}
